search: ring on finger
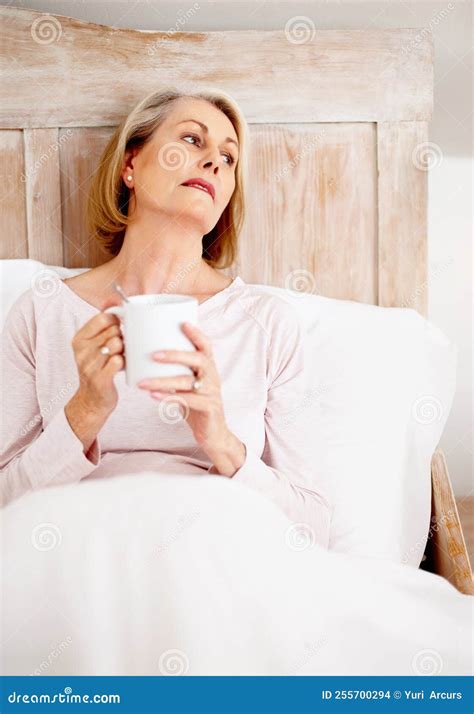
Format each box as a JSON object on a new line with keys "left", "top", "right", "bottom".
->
{"left": 100, "top": 345, "right": 111, "bottom": 355}
{"left": 191, "top": 366, "right": 204, "bottom": 392}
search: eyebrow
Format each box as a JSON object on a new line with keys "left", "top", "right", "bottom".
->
{"left": 177, "top": 119, "right": 239, "bottom": 152}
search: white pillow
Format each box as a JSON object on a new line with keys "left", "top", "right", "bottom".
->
{"left": 0, "top": 260, "right": 456, "bottom": 567}
{"left": 259, "top": 285, "right": 457, "bottom": 567}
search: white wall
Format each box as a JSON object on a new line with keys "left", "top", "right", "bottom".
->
{"left": 8, "top": 0, "right": 472, "bottom": 494}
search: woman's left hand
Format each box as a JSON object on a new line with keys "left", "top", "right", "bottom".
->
{"left": 137, "top": 322, "right": 246, "bottom": 476}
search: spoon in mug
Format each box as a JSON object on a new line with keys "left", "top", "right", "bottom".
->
{"left": 112, "top": 282, "right": 130, "bottom": 303}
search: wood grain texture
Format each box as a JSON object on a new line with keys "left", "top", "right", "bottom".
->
{"left": 0, "top": 6, "right": 433, "bottom": 128}
{"left": 58, "top": 127, "right": 114, "bottom": 268}
{"left": 0, "top": 130, "right": 27, "bottom": 259}
{"left": 426, "top": 451, "right": 473, "bottom": 595}
{"left": 456, "top": 496, "right": 474, "bottom": 567}
{"left": 377, "top": 121, "right": 429, "bottom": 316}
{"left": 24, "top": 128, "right": 63, "bottom": 264}
{"left": 232, "top": 123, "right": 378, "bottom": 302}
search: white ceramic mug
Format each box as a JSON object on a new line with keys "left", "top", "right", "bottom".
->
{"left": 104, "top": 294, "right": 198, "bottom": 388}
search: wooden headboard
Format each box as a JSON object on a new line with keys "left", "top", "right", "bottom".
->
{"left": 0, "top": 6, "right": 433, "bottom": 316}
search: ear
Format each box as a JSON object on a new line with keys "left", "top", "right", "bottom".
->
{"left": 121, "top": 146, "right": 139, "bottom": 181}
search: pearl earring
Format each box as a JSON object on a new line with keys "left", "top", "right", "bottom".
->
{"left": 127, "top": 175, "right": 132, "bottom": 181}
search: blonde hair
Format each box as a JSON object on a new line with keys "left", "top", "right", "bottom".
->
{"left": 86, "top": 87, "right": 249, "bottom": 269}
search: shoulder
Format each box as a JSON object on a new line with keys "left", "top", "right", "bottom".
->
{"left": 1, "top": 268, "right": 70, "bottom": 336}
{"left": 2, "top": 287, "right": 36, "bottom": 330}
{"left": 0, "top": 288, "right": 38, "bottom": 359}
{"left": 235, "top": 283, "right": 306, "bottom": 389}
{"left": 234, "top": 281, "right": 301, "bottom": 338}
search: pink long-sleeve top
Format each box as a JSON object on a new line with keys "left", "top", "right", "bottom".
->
{"left": 0, "top": 275, "right": 331, "bottom": 547}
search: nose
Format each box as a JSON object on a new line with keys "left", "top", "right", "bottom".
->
{"left": 201, "top": 159, "right": 219, "bottom": 173}
{"left": 198, "top": 143, "right": 221, "bottom": 172}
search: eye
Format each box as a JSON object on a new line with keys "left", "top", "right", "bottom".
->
{"left": 182, "top": 134, "right": 200, "bottom": 146}
{"left": 182, "top": 134, "right": 236, "bottom": 167}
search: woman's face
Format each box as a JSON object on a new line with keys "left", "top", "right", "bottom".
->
{"left": 122, "top": 97, "right": 240, "bottom": 234}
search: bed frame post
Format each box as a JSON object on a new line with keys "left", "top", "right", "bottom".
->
{"left": 421, "top": 450, "right": 473, "bottom": 594}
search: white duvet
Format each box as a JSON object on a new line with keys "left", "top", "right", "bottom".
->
{"left": 1, "top": 472, "right": 472, "bottom": 676}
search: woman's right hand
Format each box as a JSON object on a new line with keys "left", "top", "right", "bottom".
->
{"left": 72, "top": 311, "right": 125, "bottom": 414}
{"left": 65, "top": 311, "right": 124, "bottom": 453}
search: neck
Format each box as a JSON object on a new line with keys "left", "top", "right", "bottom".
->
{"left": 105, "top": 217, "right": 212, "bottom": 297}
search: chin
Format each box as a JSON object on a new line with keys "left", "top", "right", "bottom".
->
{"left": 175, "top": 207, "right": 215, "bottom": 234}
{"left": 180, "top": 200, "right": 214, "bottom": 220}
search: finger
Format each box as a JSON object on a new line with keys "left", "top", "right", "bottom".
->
{"left": 150, "top": 391, "right": 208, "bottom": 412}
{"left": 103, "top": 353, "right": 124, "bottom": 376}
{"left": 138, "top": 374, "right": 197, "bottom": 393}
{"left": 79, "top": 335, "right": 123, "bottom": 377}
{"left": 76, "top": 311, "right": 120, "bottom": 341}
{"left": 76, "top": 326, "right": 122, "bottom": 366}
{"left": 98, "top": 335, "right": 124, "bottom": 357}
{"left": 152, "top": 349, "right": 205, "bottom": 371}
{"left": 91, "top": 323, "right": 122, "bottom": 349}
{"left": 181, "top": 322, "right": 213, "bottom": 357}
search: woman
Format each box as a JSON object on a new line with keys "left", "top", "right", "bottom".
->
{"left": 0, "top": 87, "right": 331, "bottom": 547}
{"left": 0, "top": 89, "right": 470, "bottom": 676}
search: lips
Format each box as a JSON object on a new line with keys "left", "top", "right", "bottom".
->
{"left": 181, "top": 178, "right": 215, "bottom": 200}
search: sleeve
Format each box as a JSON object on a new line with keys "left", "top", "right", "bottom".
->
{"left": 0, "top": 293, "right": 101, "bottom": 508}
{"left": 218, "top": 303, "right": 332, "bottom": 550}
